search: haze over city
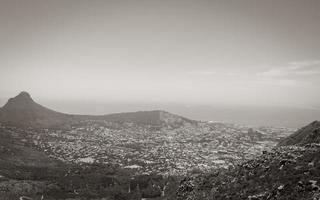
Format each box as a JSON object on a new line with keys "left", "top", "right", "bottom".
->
{"left": 1, "top": 1, "right": 320, "bottom": 199}
{"left": 1, "top": 0, "right": 320, "bottom": 127}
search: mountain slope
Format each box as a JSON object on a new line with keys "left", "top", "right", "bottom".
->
{"left": 0, "top": 92, "right": 77, "bottom": 128}
{"left": 278, "top": 121, "right": 320, "bottom": 146}
{"left": 0, "top": 126, "right": 68, "bottom": 199}
{"left": 0, "top": 92, "right": 194, "bottom": 128}
{"left": 177, "top": 121, "right": 320, "bottom": 200}
{"left": 101, "top": 110, "right": 196, "bottom": 127}
{"left": 177, "top": 145, "right": 320, "bottom": 200}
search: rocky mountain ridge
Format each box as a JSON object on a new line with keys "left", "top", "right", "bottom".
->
{"left": 0, "top": 92, "right": 194, "bottom": 128}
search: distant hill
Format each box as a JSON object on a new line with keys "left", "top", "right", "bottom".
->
{"left": 0, "top": 92, "right": 194, "bottom": 128}
{"left": 101, "top": 110, "right": 196, "bottom": 127}
{"left": 278, "top": 121, "right": 320, "bottom": 146}
{"left": 0, "top": 92, "right": 77, "bottom": 128}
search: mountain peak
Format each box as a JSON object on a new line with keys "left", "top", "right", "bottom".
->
{"left": 0, "top": 92, "right": 73, "bottom": 128}
{"left": 311, "top": 120, "right": 320, "bottom": 126}
{"left": 17, "top": 91, "right": 31, "bottom": 98}
{"left": 0, "top": 92, "right": 196, "bottom": 128}
{"left": 13, "top": 91, "right": 32, "bottom": 100}
{"left": 6, "top": 91, "right": 34, "bottom": 106}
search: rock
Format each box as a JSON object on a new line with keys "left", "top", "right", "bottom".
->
{"left": 278, "top": 185, "right": 284, "bottom": 190}
{"left": 309, "top": 180, "right": 319, "bottom": 191}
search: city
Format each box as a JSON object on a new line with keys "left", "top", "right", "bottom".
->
{"left": 8, "top": 120, "right": 294, "bottom": 175}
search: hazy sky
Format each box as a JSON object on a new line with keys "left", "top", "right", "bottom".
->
{"left": 1, "top": 0, "right": 320, "bottom": 109}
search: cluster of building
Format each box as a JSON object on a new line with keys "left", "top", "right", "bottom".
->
{"left": 20, "top": 121, "right": 294, "bottom": 175}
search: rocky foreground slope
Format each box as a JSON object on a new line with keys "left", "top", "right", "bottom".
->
{"left": 177, "top": 121, "right": 320, "bottom": 200}
{"left": 278, "top": 120, "right": 320, "bottom": 146}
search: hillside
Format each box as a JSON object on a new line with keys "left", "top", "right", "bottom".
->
{"left": 278, "top": 120, "right": 320, "bottom": 146}
{"left": 101, "top": 110, "right": 196, "bottom": 127}
{"left": 0, "top": 92, "right": 77, "bottom": 128}
{"left": 177, "top": 144, "right": 320, "bottom": 200}
{"left": 177, "top": 121, "right": 320, "bottom": 200}
{"left": 0, "top": 92, "right": 193, "bottom": 128}
{"left": 0, "top": 126, "right": 68, "bottom": 199}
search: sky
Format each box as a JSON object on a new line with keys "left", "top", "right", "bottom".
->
{"left": 1, "top": 0, "right": 320, "bottom": 113}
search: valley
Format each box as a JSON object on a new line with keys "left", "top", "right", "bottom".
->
{"left": 3, "top": 121, "right": 293, "bottom": 176}
{"left": 0, "top": 92, "right": 318, "bottom": 200}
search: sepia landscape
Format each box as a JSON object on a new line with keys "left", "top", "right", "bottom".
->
{"left": 1, "top": 0, "right": 320, "bottom": 200}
